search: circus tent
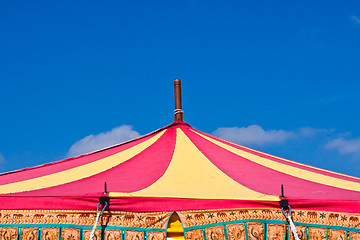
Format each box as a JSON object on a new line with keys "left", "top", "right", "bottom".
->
{"left": 0, "top": 79, "right": 359, "bottom": 240}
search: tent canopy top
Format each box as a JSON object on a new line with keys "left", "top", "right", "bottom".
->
{"left": 0, "top": 120, "right": 359, "bottom": 213}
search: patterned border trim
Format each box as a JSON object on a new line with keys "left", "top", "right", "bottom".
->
{"left": 0, "top": 227, "right": 164, "bottom": 240}
{"left": 177, "top": 208, "right": 360, "bottom": 229}
{"left": 0, "top": 210, "right": 171, "bottom": 229}
{"left": 1, "top": 208, "right": 359, "bottom": 233}
{"left": 184, "top": 222, "right": 360, "bottom": 240}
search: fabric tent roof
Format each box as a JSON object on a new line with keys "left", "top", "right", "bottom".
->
{"left": 0, "top": 121, "right": 359, "bottom": 213}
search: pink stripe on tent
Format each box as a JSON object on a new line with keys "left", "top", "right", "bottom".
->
{"left": 191, "top": 128, "right": 360, "bottom": 183}
{"left": 5, "top": 128, "right": 176, "bottom": 196}
{"left": 0, "top": 196, "right": 359, "bottom": 213}
{"left": 185, "top": 128, "right": 360, "bottom": 201}
{"left": 0, "top": 129, "right": 161, "bottom": 185}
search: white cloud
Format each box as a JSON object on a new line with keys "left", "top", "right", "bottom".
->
{"left": 0, "top": 153, "right": 5, "bottom": 169}
{"left": 325, "top": 137, "right": 360, "bottom": 155}
{"left": 68, "top": 125, "right": 140, "bottom": 157}
{"left": 352, "top": 16, "right": 360, "bottom": 24}
{"left": 212, "top": 125, "right": 329, "bottom": 146}
{"left": 212, "top": 125, "right": 295, "bottom": 146}
{"left": 297, "top": 127, "right": 329, "bottom": 137}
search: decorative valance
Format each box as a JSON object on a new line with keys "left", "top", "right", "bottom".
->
{"left": 0, "top": 208, "right": 359, "bottom": 240}
{"left": 177, "top": 208, "right": 360, "bottom": 240}
{"left": 0, "top": 210, "right": 171, "bottom": 240}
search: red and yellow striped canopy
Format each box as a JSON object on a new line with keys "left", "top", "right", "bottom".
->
{"left": 0, "top": 121, "right": 359, "bottom": 213}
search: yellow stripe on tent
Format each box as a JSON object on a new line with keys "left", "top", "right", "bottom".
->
{"left": 0, "top": 131, "right": 166, "bottom": 194}
{"left": 110, "top": 128, "right": 280, "bottom": 201}
{"left": 192, "top": 130, "right": 360, "bottom": 192}
{"left": 202, "top": 130, "right": 360, "bottom": 181}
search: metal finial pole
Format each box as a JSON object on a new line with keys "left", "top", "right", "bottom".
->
{"left": 174, "top": 79, "right": 183, "bottom": 121}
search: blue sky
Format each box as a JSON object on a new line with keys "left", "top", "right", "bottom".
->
{"left": 0, "top": 1, "right": 360, "bottom": 177}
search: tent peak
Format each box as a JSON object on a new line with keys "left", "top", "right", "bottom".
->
{"left": 170, "top": 120, "right": 191, "bottom": 127}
